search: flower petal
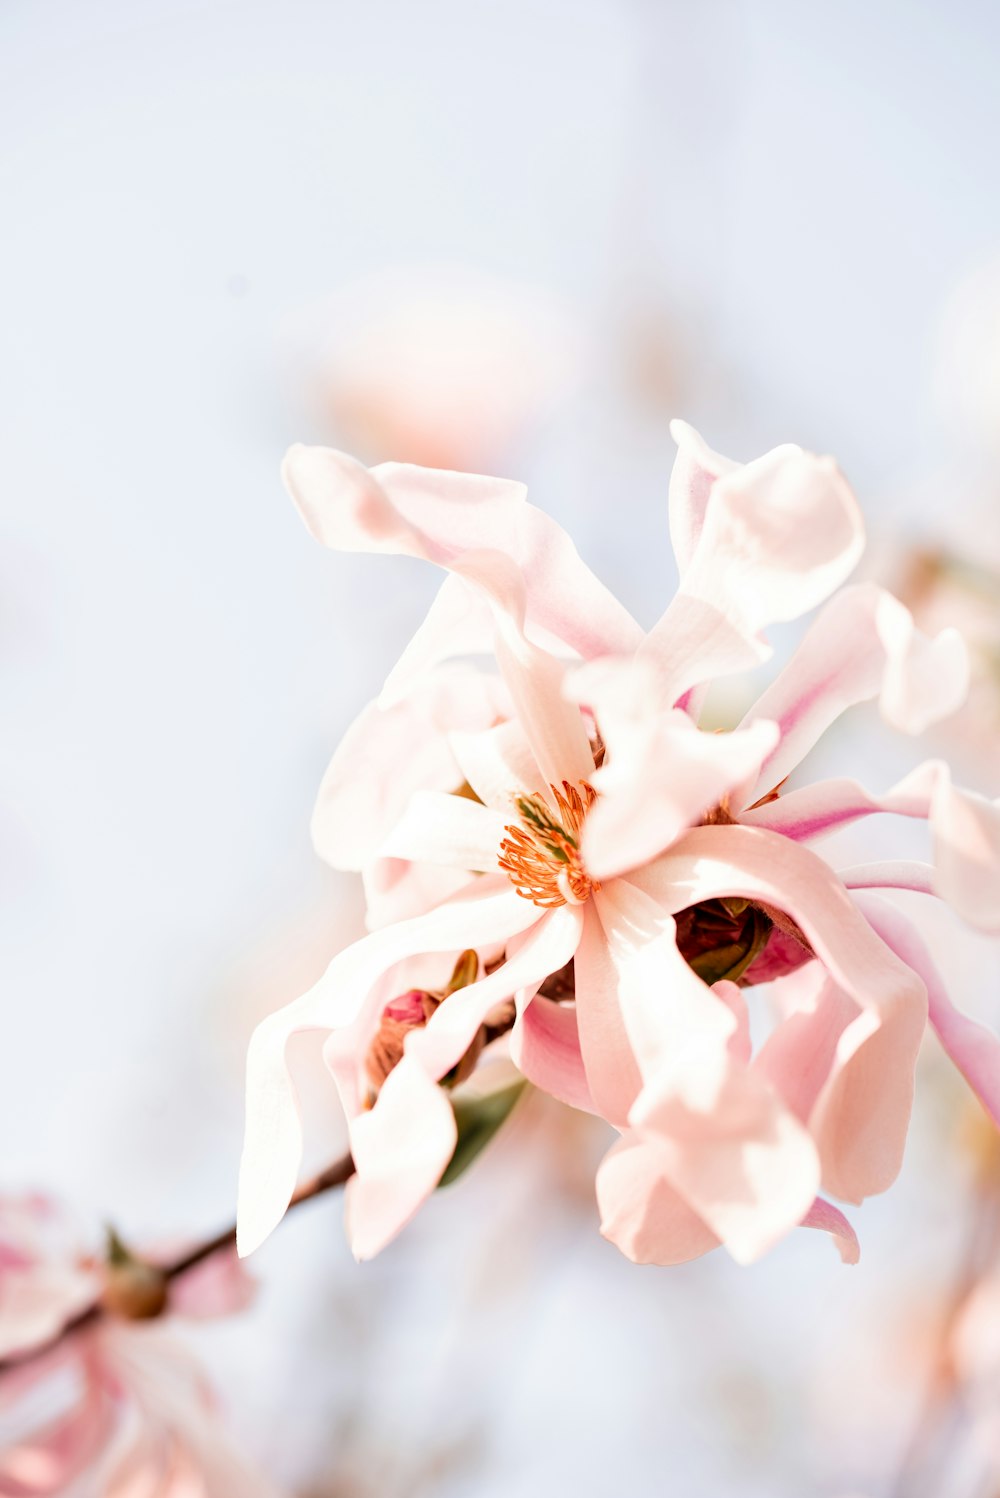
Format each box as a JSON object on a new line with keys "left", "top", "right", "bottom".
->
{"left": 853, "top": 891, "right": 1000, "bottom": 1129}
{"left": 596, "top": 1132, "right": 720, "bottom": 1266}
{"left": 405, "top": 904, "right": 584, "bottom": 1081}
{"left": 801, "top": 1197, "right": 860, "bottom": 1264}
{"left": 283, "top": 444, "right": 642, "bottom": 669}
{"left": 667, "top": 419, "right": 739, "bottom": 576}
{"left": 449, "top": 718, "right": 546, "bottom": 809}
{"left": 738, "top": 584, "right": 968, "bottom": 802}
{"left": 380, "top": 791, "right": 509, "bottom": 873}
{"left": 743, "top": 763, "right": 1000, "bottom": 933}
{"left": 313, "top": 666, "right": 505, "bottom": 871}
{"left": 344, "top": 1058, "right": 457, "bottom": 1261}
{"left": 644, "top": 437, "right": 865, "bottom": 703}
{"left": 237, "top": 883, "right": 535, "bottom": 1257}
{"left": 510, "top": 993, "right": 598, "bottom": 1115}
{"left": 572, "top": 657, "right": 778, "bottom": 879}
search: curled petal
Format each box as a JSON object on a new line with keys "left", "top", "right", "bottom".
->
{"left": 644, "top": 435, "right": 864, "bottom": 703}
{"left": 667, "top": 419, "right": 739, "bottom": 577}
{"left": 237, "top": 883, "right": 536, "bottom": 1257}
{"left": 597, "top": 1133, "right": 720, "bottom": 1266}
{"left": 801, "top": 1197, "right": 860, "bottom": 1264}
{"left": 854, "top": 891, "right": 1000, "bottom": 1129}
{"left": 592, "top": 879, "right": 820, "bottom": 1262}
{"left": 572, "top": 657, "right": 778, "bottom": 879}
{"left": 283, "top": 445, "right": 642, "bottom": 678}
{"left": 744, "top": 764, "right": 1000, "bottom": 933}
{"left": 345, "top": 1059, "right": 458, "bottom": 1261}
{"left": 739, "top": 584, "right": 968, "bottom": 802}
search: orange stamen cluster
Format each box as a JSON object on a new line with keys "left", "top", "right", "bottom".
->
{"left": 498, "top": 781, "right": 599, "bottom": 908}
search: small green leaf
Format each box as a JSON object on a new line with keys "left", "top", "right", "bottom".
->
{"left": 438, "top": 1081, "right": 528, "bottom": 1188}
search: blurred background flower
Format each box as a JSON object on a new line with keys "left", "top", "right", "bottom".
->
{"left": 3, "top": 1, "right": 1000, "bottom": 1493}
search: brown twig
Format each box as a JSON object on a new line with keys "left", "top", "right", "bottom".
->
{"left": 0, "top": 1152, "right": 355, "bottom": 1381}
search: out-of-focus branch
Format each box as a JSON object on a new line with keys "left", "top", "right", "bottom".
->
{"left": 0, "top": 1152, "right": 355, "bottom": 1381}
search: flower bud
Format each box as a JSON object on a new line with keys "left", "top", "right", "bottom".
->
{"left": 100, "top": 1227, "right": 168, "bottom": 1321}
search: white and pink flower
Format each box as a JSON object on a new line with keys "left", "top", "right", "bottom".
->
{"left": 238, "top": 421, "right": 1000, "bottom": 1270}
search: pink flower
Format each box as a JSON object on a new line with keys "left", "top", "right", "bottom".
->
{"left": 0, "top": 1197, "right": 274, "bottom": 1497}
{"left": 238, "top": 422, "right": 1000, "bottom": 1270}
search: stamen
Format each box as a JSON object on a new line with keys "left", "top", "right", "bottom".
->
{"left": 498, "top": 781, "right": 599, "bottom": 908}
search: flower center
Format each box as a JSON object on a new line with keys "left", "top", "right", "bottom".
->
{"left": 498, "top": 781, "right": 599, "bottom": 908}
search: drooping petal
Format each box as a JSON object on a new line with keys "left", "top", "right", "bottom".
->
{"left": 510, "top": 993, "right": 598, "bottom": 1115}
{"left": 591, "top": 879, "right": 820, "bottom": 1263}
{"left": 571, "top": 656, "right": 778, "bottom": 879}
{"left": 344, "top": 1058, "right": 457, "bottom": 1262}
{"left": 572, "top": 901, "right": 644, "bottom": 1127}
{"left": 236, "top": 882, "right": 536, "bottom": 1257}
{"left": 853, "top": 891, "right": 1000, "bottom": 1129}
{"left": 801, "top": 1197, "right": 860, "bottom": 1264}
{"left": 380, "top": 790, "right": 509, "bottom": 873}
{"left": 644, "top": 437, "right": 865, "bottom": 704}
{"left": 596, "top": 1132, "right": 720, "bottom": 1266}
{"left": 632, "top": 825, "right": 927, "bottom": 1204}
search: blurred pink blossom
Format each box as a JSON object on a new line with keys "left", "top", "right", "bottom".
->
{"left": 0, "top": 1197, "right": 275, "bottom": 1498}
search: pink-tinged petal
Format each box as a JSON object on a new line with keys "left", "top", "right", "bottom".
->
{"left": 406, "top": 905, "right": 584, "bottom": 1081}
{"left": 0, "top": 1265, "right": 98, "bottom": 1360}
{"left": 361, "top": 857, "right": 477, "bottom": 930}
{"left": 745, "top": 764, "right": 1000, "bottom": 934}
{"left": 739, "top": 773, "right": 932, "bottom": 843}
{"left": 837, "top": 861, "right": 937, "bottom": 895}
{"left": 380, "top": 791, "right": 509, "bottom": 873}
{"left": 379, "top": 574, "right": 494, "bottom": 706}
{"left": 312, "top": 664, "right": 505, "bottom": 871}
{"left": 590, "top": 879, "right": 819, "bottom": 1263}
{"left": 645, "top": 439, "right": 865, "bottom": 703}
{"left": 853, "top": 892, "right": 1000, "bottom": 1129}
{"left": 344, "top": 1058, "right": 457, "bottom": 1261}
{"left": 169, "top": 1251, "right": 255, "bottom": 1320}
{"left": 756, "top": 965, "right": 908, "bottom": 1202}
{"left": 510, "top": 993, "right": 598, "bottom": 1115}
{"left": 283, "top": 445, "right": 642, "bottom": 665}
{"left": 713, "top": 979, "right": 752, "bottom": 1065}
{"left": 639, "top": 590, "right": 770, "bottom": 707}
{"left": 237, "top": 882, "right": 536, "bottom": 1257}
{"left": 449, "top": 718, "right": 546, "bottom": 809}
{"left": 492, "top": 626, "right": 594, "bottom": 791}
{"left": 667, "top": 419, "right": 739, "bottom": 576}
{"left": 633, "top": 825, "right": 927, "bottom": 1204}
{"left": 596, "top": 1133, "right": 720, "bottom": 1266}
{"left": 738, "top": 585, "right": 968, "bottom": 803}
{"left": 801, "top": 1197, "right": 860, "bottom": 1264}
{"left": 572, "top": 901, "right": 644, "bottom": 1127}
{"left": 572, "top": 658, "right": 778, "bottom": 878}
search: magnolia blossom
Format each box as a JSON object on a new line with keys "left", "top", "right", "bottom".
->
{"left": 0, "top": 1196, "right": 275, "bottom": 1497}
{"left": 238, "top": 421, "right": 1000, "bottom": 1269}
